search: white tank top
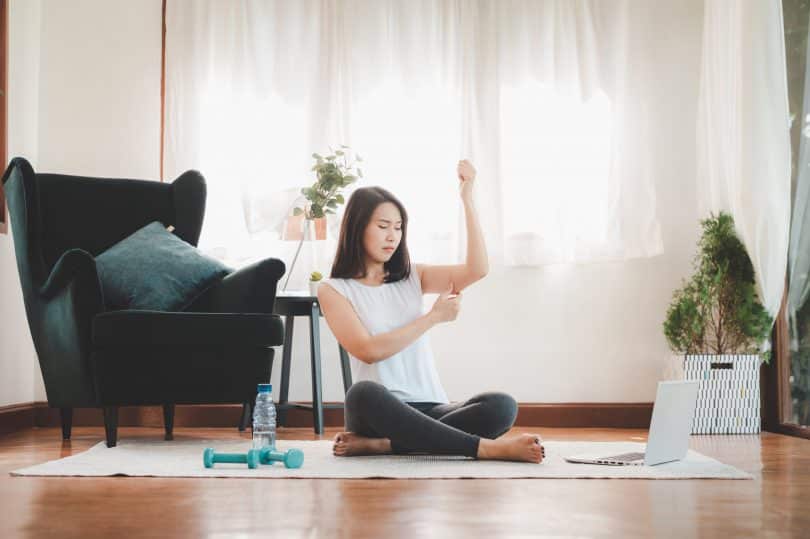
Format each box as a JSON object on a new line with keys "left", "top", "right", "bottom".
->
{"left": 322, "top": 268, "right": 450, "bottom": 404}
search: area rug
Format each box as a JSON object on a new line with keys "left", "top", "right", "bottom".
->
{"left": 10, "top": 439, "right": 753, "bottom": 479}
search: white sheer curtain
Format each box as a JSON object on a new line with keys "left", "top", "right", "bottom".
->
{"left": 164, "top": 0, "right": 663, "bottom": 282}
{"left": 695, "top": 0, "right": 791, "bottom": 320}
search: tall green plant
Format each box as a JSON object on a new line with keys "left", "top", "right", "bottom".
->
{"left": 663, "top": 212, "right": 773, "bottom": 361}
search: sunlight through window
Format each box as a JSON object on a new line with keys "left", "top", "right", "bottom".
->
{"left": 198, "top": 89, "right": 312, "bottom": 259}
{"left": 350, "top": 79, "right": 462, "bottom": 264}
{"left": 500, "top": 83, "right": 613, "bottom": 264}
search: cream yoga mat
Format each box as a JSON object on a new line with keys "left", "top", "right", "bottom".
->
{"left": 11, "top": 438, "right": 752, "bottom": 479}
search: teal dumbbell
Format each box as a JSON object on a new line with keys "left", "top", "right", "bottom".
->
{"left": 203, "top": 447, "right": 261, "bottom": 469}
{"left": 258, "top": 447, "right": 305, "bottom": 469}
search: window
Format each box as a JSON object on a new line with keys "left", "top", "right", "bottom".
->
{"left": 499, "top": 82, "right": 613, "bottom": 265}
{"left": 765, "top": 0, "right": 810, "bottom": 439}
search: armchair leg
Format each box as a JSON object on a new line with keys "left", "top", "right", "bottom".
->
{"left": 163, "top": 404, "right": 175, "bottom": 441}
{"left": 103, "top": 407, "right": 119, "bottom": 448}
{"left": 239, "top": 401, "right": 253, "bottom": 432}
{"left": 60, "top": 408, "right": 73, "bottom": 440}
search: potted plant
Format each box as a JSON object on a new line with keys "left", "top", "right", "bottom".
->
{"left": 282, "top": 145, "right": 363, "bottom": 290}
{"left": 309, "top": 271, "right": 323, "bottom": 296}
{"left": 295, "top": 145, "right": 363, "bottom": 221}
{"left": 663, "top": 212, "right": 773, "bottom": 433}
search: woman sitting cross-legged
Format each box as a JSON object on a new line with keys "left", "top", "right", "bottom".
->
{"left": 318, "top": 160, "right": 545, "bottom": 463}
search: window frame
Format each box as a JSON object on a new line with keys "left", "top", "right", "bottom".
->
{"left": 763, "top": 293, "right": 810, "bottom": 439}
{"left": 765, "top": 1, "right": 810, "bottom": 440}
{"left": 0, "top": 0, "right": 7, "bottom": 235}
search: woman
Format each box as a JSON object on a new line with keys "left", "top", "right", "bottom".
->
{"left": 318, "top": 160, "right": 544, "bottom": 463}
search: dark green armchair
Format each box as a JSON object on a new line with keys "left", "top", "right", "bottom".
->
{"left": 2, "top": 157, "right": 285, "bottom": 447}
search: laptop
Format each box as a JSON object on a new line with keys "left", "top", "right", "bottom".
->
{"left": 564, "top": 380, "right": 699, "bottom": 466}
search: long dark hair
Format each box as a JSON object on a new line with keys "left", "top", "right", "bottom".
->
{"left": 330, "top": 186, "right": 411, "bottom": 283}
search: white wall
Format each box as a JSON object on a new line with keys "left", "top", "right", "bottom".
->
{"left": 0, "top": 0, "right": 41, "bottom": 407}
{"left": 1, "top": 0, "right": 162, "bottom": 406}
{"left": 2, "top": 0, "right": 705, "bottom": 408}
{"left": 36, "top": 0, "right": 161, "bottom": 178}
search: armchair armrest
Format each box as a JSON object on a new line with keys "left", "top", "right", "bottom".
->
{"left": 185, "top": 257, "right": 286, "bottom": 314}
{"left": 40, "top": 248, "right": 104, "bottom": 307}
{"left": 35, "top": 248, "right": 104, "bottom": 407}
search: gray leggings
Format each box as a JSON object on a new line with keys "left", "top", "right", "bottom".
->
{"left": 344, "top": 380, "right": 518, "bottom": 458}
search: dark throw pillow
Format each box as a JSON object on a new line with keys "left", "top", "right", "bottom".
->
{"left": 96, "top": 221, "right": 231, "bottom": 311}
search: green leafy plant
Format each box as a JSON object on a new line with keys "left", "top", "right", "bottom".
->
{"left": 294, "top": 145, "right": 363, "bottom": 220}
{"left": 282, "top": 146, "right": 363, "bottom": 291}
{"left": 790, "top": 299, "right": 810, "bottom": 424}
{"left": 791, "top": 346, "right": 810, "bottom": 424}
{"left": 309, "top": 271, "right": 323, "bottom": 282}
{"left": 663, "top": 212, "right": 773, "bottom": 362}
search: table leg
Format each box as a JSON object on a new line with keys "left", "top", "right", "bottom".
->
{"left": 339, "top": 345, "right": 353, "bottom": 395}
{"left": 309, "top": 302, "right": 324, "bottom": 435}
{"left": 278, "top": 315, "right": 294, "bottom": 427}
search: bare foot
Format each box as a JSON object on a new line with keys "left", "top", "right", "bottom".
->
{"left": 477, "top": 433, "right": 545, "bottom": 463}
{"left": 332, "top": 432, "right": 392, "bottom": 457}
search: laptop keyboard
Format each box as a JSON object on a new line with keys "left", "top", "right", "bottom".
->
{"left": 603, "top": 451, "right": 645, "bottom": 462}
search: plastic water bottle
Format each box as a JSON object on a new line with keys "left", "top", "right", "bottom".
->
{"left": 252, "top": 383, "right": 277, "bottom": 450}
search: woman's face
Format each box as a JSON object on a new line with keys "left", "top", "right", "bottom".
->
{"left": 363, "top": 202, "right": 403, "bottom": 264}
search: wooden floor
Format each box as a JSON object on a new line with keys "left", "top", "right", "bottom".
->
{"left": 0, "top": 426, "right": 808, "bottom": 538}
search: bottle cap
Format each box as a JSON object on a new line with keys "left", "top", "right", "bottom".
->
{"left": 257, "top": 383, "right": 272, "bottom": 393}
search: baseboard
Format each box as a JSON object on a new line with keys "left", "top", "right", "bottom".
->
{"left": 516, "top": 403, "right": 653, "bottom": 428}
{"left": 764, "top": 423, "right": 810, "bottom": 440}
{"left": 0, "top": 401, "right": 654, "bottom": 435}
{"left": 0, "top": 402, "right": 38, "bottom": 436}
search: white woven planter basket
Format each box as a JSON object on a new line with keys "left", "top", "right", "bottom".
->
{"left": 683, "top": 354, "right": 761, "bottom": 434}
